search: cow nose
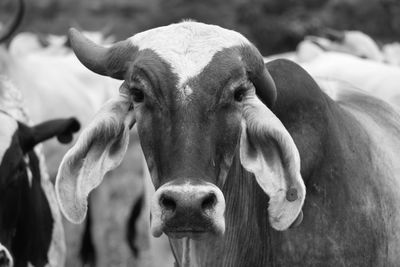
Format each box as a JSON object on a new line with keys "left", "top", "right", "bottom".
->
{"left": 159, "top": 190, "right": 217, "bottom": 216}
{"left": 0, "top": 249, "right": 12, "bottom": 267}
{"left": 151, "top": 182, "right": 226, "bottom": 238}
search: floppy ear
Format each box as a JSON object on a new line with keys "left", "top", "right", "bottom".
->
{"left": 55, "top": 94, "right": 135, "bottom": 224}
{"left": 240, "top": 95, "right": 305, "bottom": 231}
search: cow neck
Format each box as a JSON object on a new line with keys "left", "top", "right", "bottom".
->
{"left": 169, "top": 154, "right": 275, "bottom": 267}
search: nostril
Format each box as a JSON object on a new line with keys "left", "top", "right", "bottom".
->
{"left": 201, "top": 193, "right": 217, "bottom": 211}
{"left": 160, "top": 195, "right": 177, "bottom": 212}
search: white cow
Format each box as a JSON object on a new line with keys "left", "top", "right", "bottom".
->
{"left": 263, "top": 31, "right": 400, "bottom": 110}
{"left": 9, "top": 30, "right": 116, "bottom": 57}
{"left": 0, "top": 13, "right": 144, "bottom": 267}
{"left": 303, "top": 29, "right": 400, "bottom": 67}
{"left": 300, "top": 52, "right": 400, "bottom": 109}
{"left": 1, "top": 45, "right": 120, "bottom": 175}
{"left": 264, "top": 30, "right": 383, "bottom": 65}
{"left": 383, "top": 42, "right": 400, "bottom": 66}
{"left": 319, "top": 29, "right": 383, "bottom": 62}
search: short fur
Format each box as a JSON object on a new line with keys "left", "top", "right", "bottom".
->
{"left": 57, "top": 23, "right": 400, "bottom": 266}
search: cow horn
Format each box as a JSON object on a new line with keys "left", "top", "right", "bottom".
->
{"left": 240, "top": 45, "right": 277, "bottom": 107}
{"left": 68, "top": 28, "right": 135, "bottom": 79}
{"left": 68, "top": 28, "right": 110, "bottom": 77}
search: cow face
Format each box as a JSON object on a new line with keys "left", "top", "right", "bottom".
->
{"left": 124, "top": 49, "right": 254, "bottom": 238}
{"left": 56, "top": 22, "right": 305, "bottom": 240}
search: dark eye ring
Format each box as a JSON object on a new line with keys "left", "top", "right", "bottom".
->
{"left": 131, "top": 88, "right": 145, "bottom": 103}
{"left": 234, "top": 87, "right": 247, "bottom": 102}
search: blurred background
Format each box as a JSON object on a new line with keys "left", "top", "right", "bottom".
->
{"left": 1, "top": 0, "right": 400, "bottom": 55}
{"left": 1, "top": 0, "right": 400, "bottom": 267}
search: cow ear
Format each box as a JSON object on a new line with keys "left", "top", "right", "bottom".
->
{"left": 240, "top": 95, "right": 305, "bottom": 231}
{"left": 55, "top": 95, "right": 135, "bottom": 224}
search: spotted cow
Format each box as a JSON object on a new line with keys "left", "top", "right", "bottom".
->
{"left": 0, "top": 76, "right": 79, "bottom": 267}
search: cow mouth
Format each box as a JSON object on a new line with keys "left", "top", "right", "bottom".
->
{"left": 164, "top": 228, "right": 210, "bottom": 240}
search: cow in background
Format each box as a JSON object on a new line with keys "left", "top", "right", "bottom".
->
{"left": 263, "top": 31, "right": 400, "bottom": 111}
{"left": 8, "top": 28, "right": 116, "bottom": 57}
{"left": 1, "top": 1, "right": 159, "bottom": 265}
{"left": 299, "top": 52, "right": 400, "bottom": 110}
{"left": 303, "top": 29, "right": 400, "bottom": 66}
{"left": 383, "top": 42, "right": 400, "bottom": 66}
{"left": 0, "top": 74, "right": 80, "bottom": 266}
{"left": 263, "top": 29, "right": 383, "bottom": 64}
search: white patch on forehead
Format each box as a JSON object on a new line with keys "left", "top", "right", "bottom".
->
{"left": 0, "top": 113, "right": 18, "bottom": 163}
{"left": 129, "top": 22, "right": 250, "bottom": 89}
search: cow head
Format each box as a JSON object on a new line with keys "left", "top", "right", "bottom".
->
{"left": 56, "top": 21, "right": 305, "bottom": 240}
{"left": 315, "top": 29, "right": 383, "bottom": 61}
{"left": 0, "top": 112, "right": 79, "bottom": 264}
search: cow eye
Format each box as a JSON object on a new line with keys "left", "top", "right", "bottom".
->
{"left": 234, "top": 87, "right": 246, "bottom": 102}
{"left": 131, "top": 88, "right": 144, "bottom": 102}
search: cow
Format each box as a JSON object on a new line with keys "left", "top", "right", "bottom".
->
{"left": 300, "top": 51, "right": 400, "bottom": 109}
{"left": 1, "top": 2, "right": 150, "bottom": 266}
{"left": 383, "top": 42, "right": 400, "bottom": 66}
{"left": 0, "top": 0, "right": 120, "bottom": 177}
{"left": 54, "top": 21, "right": 400, "bottom": 266}
{"left": 263, "top": 29, "right": 387, "bottom": 66}
{"left": 8, "top": 30, "right": 116, "bottom": 57}
{"left": 298, "top": 29, "right": 400, "bottom": 67}
{"left": 0, "top": 75, "right": 81, "bottom": 267}
{"left": 316, "top": 29, "right": 384, "bottom": 62}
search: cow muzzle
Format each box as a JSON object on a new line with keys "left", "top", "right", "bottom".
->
{"left": 0, "top": 244, "right": 13, "bottom": 267}
{"left": 151, "top": 181, "right": 225, "bottom": 240}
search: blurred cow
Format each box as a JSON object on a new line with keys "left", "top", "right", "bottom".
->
{"left": 302, "top": 29, "right": 400, "bottom": 67}
{"left": 300, "top": 52, "right": 400, "bottom": 109}
{"left": 264, "top": 29, "right": 383, "bottom": 64}
{"left": 317, "top": 29, "right": 384, "bottom": 62}
{"left": 383, "top": 42, "right": 400, "bottom": 66}
{"left": 1, "top": 2, "right": 144, "bottom": 266}
{"left": 9, "top": 29, "right": 116, "bottom": 57}
{"left": 0, "top": 74, "right": 81, "bottom": 267}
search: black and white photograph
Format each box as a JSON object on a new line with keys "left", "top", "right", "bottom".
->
{"left": 1, "top": 0, "right": 400, "bottom": 266}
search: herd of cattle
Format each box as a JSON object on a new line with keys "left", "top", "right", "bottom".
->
{"left": 3, "top": 0, "right": 400, "bottom": 266}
